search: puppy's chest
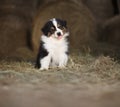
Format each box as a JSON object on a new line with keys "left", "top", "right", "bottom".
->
{"left": 44, "top": 41, "right": 68, "bottom": 55}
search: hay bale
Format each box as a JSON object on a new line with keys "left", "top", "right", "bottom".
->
{"left": 0, "top": 15, "right": 28, "bottom": 56}
{"left": 82, "top": 0, "right": 114, "bottom": 22}
{"left": 102, "top": 15, "right": 120, "bottom": 46}
{"left": 32, "top": 0, "right": 97, "bottom": 53}
{"left": 0, "top": 0, "right": 36, "bottom": 20}
{"left": 0, "top": 0, "right": 37, "bottom": 60}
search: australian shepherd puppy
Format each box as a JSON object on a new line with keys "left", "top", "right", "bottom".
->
{"left": 35, "top": 18, "right": 69, "bottom": 70}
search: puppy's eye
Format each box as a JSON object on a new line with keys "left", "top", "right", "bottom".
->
{"left": 50, "top": 27, "right": 55, "bottom": 32}
{"left": 58, "top": 25, "right": 64, "bottom": 30}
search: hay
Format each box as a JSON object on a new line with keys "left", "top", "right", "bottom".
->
{"left": 0, "top": 49, "right": 120, "bottom": 107}
{"left": 102, "top": 15, "right": 120, "bottom": 46}
{"left": 32, "top": 0, "right": 97, "bottom": 53}
{"left": 0, "top": 54, "right": 120, "bottom": 84}
{"left": 82, "top": 0, "right": 114, "bottom": 22}
{"left": 0, "top": 0, "right": 36, "bottom": 60}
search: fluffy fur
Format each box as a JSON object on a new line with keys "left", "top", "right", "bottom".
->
{"left": 35, "top": 18, "right": 69, "bottom": 70}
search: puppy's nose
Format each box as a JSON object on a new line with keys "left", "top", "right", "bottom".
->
{"left": 57, "top": 32, "right": 61, "bottom": 36}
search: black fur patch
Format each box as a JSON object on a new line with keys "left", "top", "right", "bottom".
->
{"left": 35, "top": 41, "right": 48, "bottom": 69}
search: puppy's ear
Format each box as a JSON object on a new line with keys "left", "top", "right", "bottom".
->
{"left": 41, "top": 21, "right": 52, "bottom": 36}
{"left": 41, "top": 27, "right": 46, "bottom": 35}
{"left": 63, "top": 20, "right": 67, "bottom": 28}
{"left": 41, "top": 26, "right": 48, "bottom": 35}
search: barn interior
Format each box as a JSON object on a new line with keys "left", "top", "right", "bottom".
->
{"left": 0, "top": 0, "right": 120, "bottom": 107}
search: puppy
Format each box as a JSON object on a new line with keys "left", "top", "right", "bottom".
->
{"left": 35, "top": 18, "right": 69, "bottom": 70}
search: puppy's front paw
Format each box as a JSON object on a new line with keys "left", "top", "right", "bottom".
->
{"left": 58, "top": 64, "right": 66, "bottom": 69}
{"left": 40, "top": 67, "right": 49, "bottom": 70}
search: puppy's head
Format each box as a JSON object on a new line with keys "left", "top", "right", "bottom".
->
{"left": 41, "top": 18, "right": 68, "bottom": 40}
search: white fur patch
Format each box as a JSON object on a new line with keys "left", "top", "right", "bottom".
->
{"left": 51, "top": 18, "right": 64, "bottom": 39}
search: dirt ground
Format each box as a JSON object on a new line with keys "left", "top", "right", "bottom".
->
{"left": 0, "top": 48, "right": 120, "bottom": 107}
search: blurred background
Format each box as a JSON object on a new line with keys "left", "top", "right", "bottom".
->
{"left": 0, "top": 0, "right": 120, "bottom": 61}
{"left": 0, "top": 1, "right": 120, "bottom": 107}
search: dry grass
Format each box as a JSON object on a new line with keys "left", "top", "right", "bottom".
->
{"left": 0, "top": 50, "right": 120, "bottom": 107}
{"left": 0, "top": 51, "right": 120, "bottom": 85}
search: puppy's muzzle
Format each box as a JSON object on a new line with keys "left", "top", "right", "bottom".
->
{"left": 57, "top": 32, "right": 62, "bottom": 36}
